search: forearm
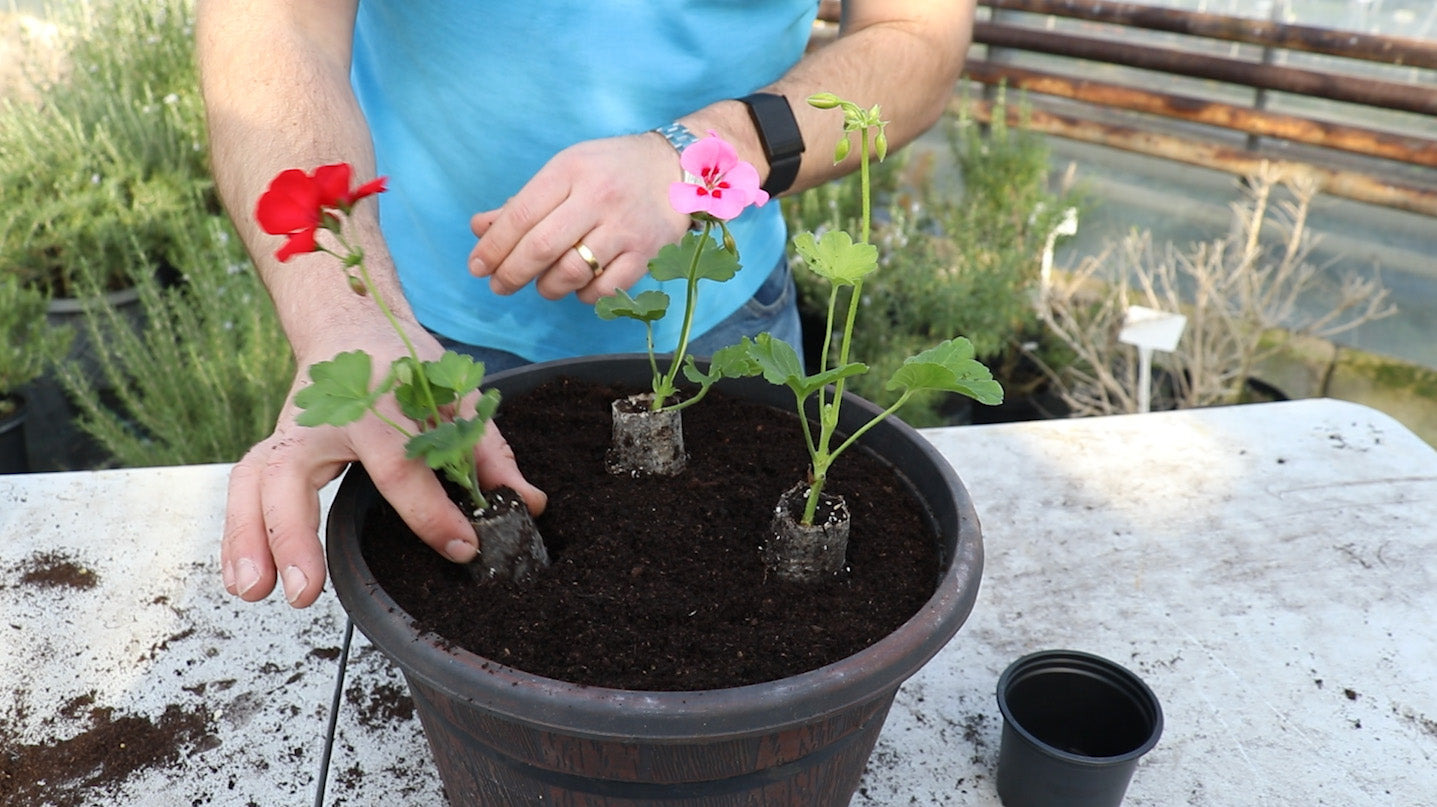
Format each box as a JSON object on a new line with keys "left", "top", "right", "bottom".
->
{"left": 196, "top": 0, "right": 415, "bottom": 358}
{"left": 678, "top": 0, "right": 974, "bottom": 196}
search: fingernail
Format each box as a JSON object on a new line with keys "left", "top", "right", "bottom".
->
{"left": 445, "top": 539, "right": 477, "bottom": 563}
{"left": 235, "top": 558, "right": 261, "bottom": 597}
{"left": 282, "top": 565, "right": 309, "bottom": 605}
{"left": 469, "top": 257, "right": 487, "bottom": 277}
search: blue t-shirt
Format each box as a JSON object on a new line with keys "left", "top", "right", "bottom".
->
{"left": 351, "top": 1, "right": 817, "bottom": 361}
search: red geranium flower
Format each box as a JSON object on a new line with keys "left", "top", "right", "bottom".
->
{"left": 255, "top": 163, "right": 388, "bottom": 262}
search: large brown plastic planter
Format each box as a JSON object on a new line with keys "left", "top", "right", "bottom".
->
{"left": 326, "top": 355, "right": 984, "bottom": 806}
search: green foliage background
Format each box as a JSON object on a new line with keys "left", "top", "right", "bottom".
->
{"left": 1, "top": 0, "right": 292, "bottom": 466}
{"left": 58, "top": 214, "right": 293, "bottom": 466}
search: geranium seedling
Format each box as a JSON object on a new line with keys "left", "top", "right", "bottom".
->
{"left": 256, "top": 163, "right": 546, "bottom": 582}
{"left": 595, "top": 133, "right": 768, "bottom": 476}
{"left": 740, "top": 95, "right": 1003, "bottom": 531}
{"left": 257, "top": 163, "right": 497, "bottom": 511}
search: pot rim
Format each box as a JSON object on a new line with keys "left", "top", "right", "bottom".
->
{"left": 326, "top": 353, "right": 984, "bottom": 741}
{"left": 45, "top": 284, "right": 143, "bottom": 315}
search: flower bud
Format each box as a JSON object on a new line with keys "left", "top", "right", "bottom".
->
{"left": 875, "top": 131, "right": 889, "bottom": 162}
{"left": 347, "top": 275, "right": 368, "bottom": 296}
{"left": 833, "top": 136, "right": 851, "bottom": 163}
{"left": 723, "top": 228, "right": 737, "bottom": 255}
{"left": 807, "top": 92, "right": 842, "bottom": 109}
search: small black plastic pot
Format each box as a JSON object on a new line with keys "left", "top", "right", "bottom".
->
{"left": 995, "top": 650, "right": 1163, "bottom": 807}
{"left": 326, "top": 354, "right": 985, "bottom": 806}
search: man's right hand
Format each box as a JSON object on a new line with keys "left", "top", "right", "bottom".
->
{"left": 220, "top": 327, "right": 546, "bottom": 608}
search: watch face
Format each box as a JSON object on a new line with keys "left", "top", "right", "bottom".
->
{"left": 741, "top": 93, "right": 804, "bottom": 195}
{"left": 743, "top": 93, "right": 805, "bottom": 159}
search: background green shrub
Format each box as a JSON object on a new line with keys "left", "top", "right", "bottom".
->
{"left": 0, "top": 0, "right": 212, "bottom": 296}
{"left": 58, "top": 210, "right": 293, "bottom": 467}
{"left": 3, "top": 0, "right": 291, "bottom": 466}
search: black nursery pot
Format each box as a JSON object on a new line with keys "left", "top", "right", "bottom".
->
{"left": 326, "top": 354, "right": 986, "bottom": 806}
{"left": 0, "top": 394, "right": 30, "bottom": 474}
{"left": 995, "top": 650, "right": 1163, "bottom": 807}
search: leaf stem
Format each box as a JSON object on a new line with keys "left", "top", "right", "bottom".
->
{"left": 803, "top": 117, "right": 874, "bottom": 524}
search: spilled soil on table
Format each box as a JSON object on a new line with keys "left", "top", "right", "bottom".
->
{"left": 10, "top": 550, "right": 99, "bottom": 590}
{"left": 0, "top": 552, "right": 218, "bottom": 805}
{"left": 362, "top": 376, "right": 943, "bottom": 691}
{"left": 0, "top": 691, "right": 214, "bottom": 807}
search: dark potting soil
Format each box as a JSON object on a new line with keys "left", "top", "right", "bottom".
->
{"left": 362, "top": 376, "right": 941, "bottom": 691}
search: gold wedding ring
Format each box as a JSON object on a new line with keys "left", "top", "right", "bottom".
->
{"left": 574, "top": 241, "right": 603, "bottom": 278}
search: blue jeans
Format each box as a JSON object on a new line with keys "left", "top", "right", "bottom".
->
{"left": 434, "top": 256, "right": 804, "bottom": 373}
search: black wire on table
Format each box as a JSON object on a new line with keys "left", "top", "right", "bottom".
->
{"left": 313, "top": 617, "right": 355, "bottom": 807}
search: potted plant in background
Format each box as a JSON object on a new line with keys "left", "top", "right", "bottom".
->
{"left": 0, "top": 276, "right": 73, "bottom": 474}
{"left": 318, "top": 94, "right": 993, "bottom": 805}
{"left": 1029, "top": 165, "right": 1395, "bottom": 417}
{"left": 0, "top": 0, "right": 219, "bottom": 470}
{"left": 1, "top": 0, "right": 214, "bottom": 304}
{"left": 53, "top": 206, "right": 294, "bottom": 470}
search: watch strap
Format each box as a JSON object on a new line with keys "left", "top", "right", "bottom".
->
{"left": 738, "top": 92, "right": 805, "bottom": 196}
{"left": 653, "top": 122, "right": 699, "bottom": 154}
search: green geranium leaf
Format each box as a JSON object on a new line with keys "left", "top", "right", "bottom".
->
{"left": 392, "top": 356, "right": 446, "bottom": 421}
{"left": 426, "top": 351, "right": 487, "bottom": 397}
{"left": 647, "top": 232, "right": 741, "bottom": 283}
{"left": 682, "top": 340, "right": 761, "bottom": 387}
{"left": 742, "top": 333, "right": 866, "bottom": 397}
{"left": 744, "top": 332, "right": 807, "bottom": 388}
{"left": 294, "top": 351, "right": 382, "bottom": 427}
{"left": 792, "top": 230, "right": 878, "bottom": 286}
{"left": 404, "top": 390, "right": 499, "bottom": 470}
{"left": 472, "top": 387, "right": 502, "bottom": 422}
{"left": 595, "top": 288, "right": 670, "bottom": 323}
{"left": 406, "top": 417, "right": 485, "bottom": 470}
{"left": 886, "top": 337, "right": 1005, "bottom": 405}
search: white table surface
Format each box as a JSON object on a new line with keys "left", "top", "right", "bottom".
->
{"left": 2, "top": 398, "right": 1434, "bottom": 806}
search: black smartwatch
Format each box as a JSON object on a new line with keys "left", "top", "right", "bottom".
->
{"left": 738, "top": 93, "right": 805, "bottom": 196}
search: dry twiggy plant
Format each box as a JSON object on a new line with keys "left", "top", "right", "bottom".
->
{"left": 1033, "top": 165, "right": 1396, "bottom": 417}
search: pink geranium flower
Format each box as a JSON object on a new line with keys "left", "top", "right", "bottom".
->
{"left": 668, "top": 132, "right": 769, "bottom": 221}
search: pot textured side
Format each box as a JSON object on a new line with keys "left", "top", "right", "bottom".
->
{"left": 409, "top": 675, "right": 894, "bottom": 804}
{"left": 326, "top": 354, "right": 985, "bottom": 806}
